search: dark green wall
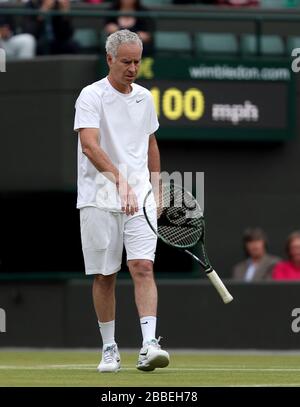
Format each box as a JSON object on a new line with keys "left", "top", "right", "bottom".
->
{"left": 0, "top": 280, "right": 300, "bottom": 349}
{"left": 0, "top": 56, "right": 99, "bottom": 191}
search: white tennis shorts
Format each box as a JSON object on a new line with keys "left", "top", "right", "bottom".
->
{"left": 80, "top": 206, "right": 157, "bottom": 275}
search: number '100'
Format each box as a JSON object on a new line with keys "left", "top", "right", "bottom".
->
{"left": 151, "top": 87, "right": 205, "bottom": 121}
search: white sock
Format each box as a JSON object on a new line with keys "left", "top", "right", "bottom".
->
{"left": 140, "top": 316, "right": 157, "bottom": 346}
{"left": 98, "top": 320, "right": 116, "bottom": 347}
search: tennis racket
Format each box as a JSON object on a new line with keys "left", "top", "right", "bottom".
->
{"left": 143, "top": 182, "right": 233, "bottom": 304}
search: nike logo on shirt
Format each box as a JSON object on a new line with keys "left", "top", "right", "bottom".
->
{"left": 136, "top": 99, "right": 144, "bottom": 103}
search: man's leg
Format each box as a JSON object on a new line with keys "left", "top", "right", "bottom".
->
{"left": 127, "top": 259, "right": 157, "bottom": 319}
{"left": 128, "top": 259, "right": 169, "bottom": 371}
{"left": 80, "top": 207, "right": 123, "bottom": 373}
{"left": 125, "top": 210, "right": 159, "bottom": 342}
{"left": 93, "top": 273, "right": 117, "bottom": 323}
{"left": 93, "top": 273, "right": 117, "bottom": 346}
{"left": 92, "top": 273, "right": 120, "bottom": 372}
{"left": 128, "top": 259, "right": 158, "bottom": 344}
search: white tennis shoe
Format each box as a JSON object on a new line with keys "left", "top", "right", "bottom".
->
{"left": 97, "top": 343, "right": 121, "bottom": 373}
{"left": 136, "top": 337, "right": 169, "bottom": 371}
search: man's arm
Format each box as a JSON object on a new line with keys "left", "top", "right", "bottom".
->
{"left": 79, "top": 128, "right": 138, "bottom": 215}
{"left": 148, "top": 134, "right": 161, "bottom": 188}
{"left": 148, "top": 134, "right": 162, "bottom": 211}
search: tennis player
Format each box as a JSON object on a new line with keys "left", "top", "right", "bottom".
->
{"left": 74, "top": 29, "right": 169, "bottom": 373}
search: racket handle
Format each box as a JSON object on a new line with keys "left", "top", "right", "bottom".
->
{"left": 206, "top": 270, "right": 233, "bottom": 304}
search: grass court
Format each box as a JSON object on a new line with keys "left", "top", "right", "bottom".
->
{"left": 0, "top": 350, "right": 300, "bottom": 387}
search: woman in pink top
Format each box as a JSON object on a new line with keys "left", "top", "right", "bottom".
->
{"left": 272, "top": 231, "right": 300, "bottom": 280}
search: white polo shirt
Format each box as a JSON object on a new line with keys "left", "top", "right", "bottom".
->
{"left": 74, "top": 77, "right": 159, "bottom": 211}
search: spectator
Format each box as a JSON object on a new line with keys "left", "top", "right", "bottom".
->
{"left": 0, "top": 16, "right": 36, "bottom": 60}
{"left": 85, "top": 0, "right": 105, "bottom": 3}
{"left": 175, "top": 0, "right": 259, "bottom": 4}
{"left": 232, "top": 227, "right": 280, "bottom": 281}
{"left": 23, "top": 0, "right": 80, "bottom": 55}
{"left": 216, "top": 0, "right": 259, "bottom": 6}
{"left": 104, "top": 0, "right": 154, "bottom": 56}
{"left": 272, "top": 231, "right": 300, "bottom": 280}
{"left": 173, "top": 1, "right": 198, "bottom": 3}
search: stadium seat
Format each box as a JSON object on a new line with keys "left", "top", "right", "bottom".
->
{"left": 142, "top": 0, "right": 173, "bottom": 5}
{"left": 262, "top": 0, "right": 300, "bottom": 6}
{"left": 154, "top": 31, "right": 193, "bottom": 54}
{"left": 241, "top": 34, "right": 285, "bottom": 56}
{"left": 73, "top": 28, "right": 100, "bottom": 53}
{"left": 287, "top": 36, "right": 300, "bottom": 56}
{"left": 195, "top": 33, "right": 239, "bottom": 55}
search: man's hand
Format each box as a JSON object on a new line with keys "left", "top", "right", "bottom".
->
{"left": 117, "top": 178, "right": 138, "bottom": 216}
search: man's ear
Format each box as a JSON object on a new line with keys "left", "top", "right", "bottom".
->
{"left": 106, "top": 53, "right": 113, "bottom": 68}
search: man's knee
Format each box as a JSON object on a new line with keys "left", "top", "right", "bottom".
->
{"left": 94, "top": 273, "right": 116, "bottom": 289}
{"left": 129, "top": 260, "right": 154, "bottom": 280}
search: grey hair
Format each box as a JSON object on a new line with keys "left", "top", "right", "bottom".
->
{"left": 105, "top": 29, "right": 143, "bottom": 59}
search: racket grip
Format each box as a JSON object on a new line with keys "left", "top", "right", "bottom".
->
{"left": 206, "top": 270, "right": 233, "bottom": 304}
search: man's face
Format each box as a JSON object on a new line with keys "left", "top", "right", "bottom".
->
{"left": 245, "top": 239, "right": 265, "bottom": 260}
{"left": 107, "top": 42, "right": 142, "bottom": 88}
{"left": 0, "top": 25, "right": 12, "bottom": 40}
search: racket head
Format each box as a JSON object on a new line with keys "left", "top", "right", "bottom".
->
{"left": 143, "top": 183, "right": 204, "bottom": 249}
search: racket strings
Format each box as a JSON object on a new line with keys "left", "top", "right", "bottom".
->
{"left": 159, "top": 223, "right": 202, "bottom": 246}
{"left": 156, "top": 184, "right": 203, "bottom": 248}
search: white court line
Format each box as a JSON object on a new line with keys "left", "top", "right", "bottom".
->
{"left": 1, "top": 364, "right": 300, "bottom": 373}
{"left": 2, "top": 348, "right": 300, "bottom": 355}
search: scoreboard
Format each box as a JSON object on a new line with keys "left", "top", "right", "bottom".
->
{"left": 139, "top": 80, "right": 289, "bottom": 134}
{"left": 101, "top": 57, "right": 296, "bottom": 141}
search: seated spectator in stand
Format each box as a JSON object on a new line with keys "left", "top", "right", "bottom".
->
{"left": 178, "top": 0, "right": 259, "bottom": 4}
{"left": 0, "top": 16, "right": 36, "bottom": 60}
{"left": 173, "top": 1, "right": 198, "bottom": 3}
{"left": 104, "top": 0, "right": 154, "bottom": 56}
{"left": 23, "top": 0, "right": 80, "bottom": 55}
{"left": 216, "top": 0, "right": 259, "bottom": 6}
{"left": 272, "top": 231, "right": 300, "bottom": 280}
{"left": 232, "top": 227, "right": 280, "bottom": 281}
